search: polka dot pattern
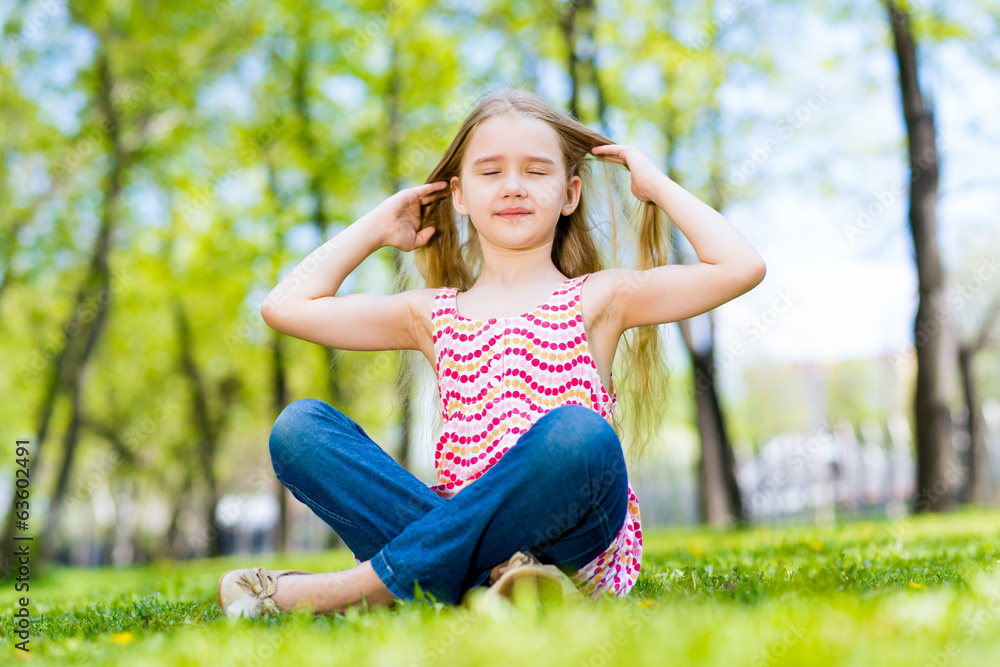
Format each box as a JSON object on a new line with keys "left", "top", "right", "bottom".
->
{"left": 428, "top": 273, "right": 642, "bottom": 600}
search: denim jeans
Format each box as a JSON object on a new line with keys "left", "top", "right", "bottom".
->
{"left": 268, "top": 398, "right": 629, "bottom": 605}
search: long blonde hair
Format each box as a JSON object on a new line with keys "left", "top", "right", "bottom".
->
{"left": 395, "top": 84, "right": 672, "bottom": 469}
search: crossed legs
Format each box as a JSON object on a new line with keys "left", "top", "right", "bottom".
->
{"left": 267, "top": 398, "right": 629, "bottom": 612}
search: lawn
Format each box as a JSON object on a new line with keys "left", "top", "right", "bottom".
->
{"left": 2, "top": 508, "right": 999, "bottom": 666}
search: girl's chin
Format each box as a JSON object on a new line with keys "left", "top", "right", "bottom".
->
{"left": 477, "top": 232, "right": 555, "bottom": 251}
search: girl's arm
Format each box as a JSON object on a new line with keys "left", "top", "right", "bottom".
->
{"left": 260, "top": 181, "right": 448, "bottom": 351}
{"left": 589, "top": 145, "right": 766, "bottom": 330}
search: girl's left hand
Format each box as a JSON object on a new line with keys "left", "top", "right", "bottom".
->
{"left": 590, "top": 144, "right": 664, "bottom": 203}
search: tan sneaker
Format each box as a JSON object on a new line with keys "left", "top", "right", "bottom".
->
{"left": 482, "top": 551, "right": 584, "bottom": 605}
{"left": 217, "top": 566, "right": 315, "bottom": 618}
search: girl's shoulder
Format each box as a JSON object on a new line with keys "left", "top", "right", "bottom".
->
{"left": 394, "top": 287, "right": 443, "bottom": 365}
{"left": 579, "top": 268, "right": 632, "bottom": 323}
{"left": 401, "top": 287, "right": 444, "bottom": 314}
{"left": 403, "top": 286, "right": 461, "bottom": 325}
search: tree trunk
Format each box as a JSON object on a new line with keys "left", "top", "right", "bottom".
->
{"left": 265, "top": 160, "right": 293, "bottom": 552}
{"left": 561, "top": 0, "right": 583, "bottom": 120}
{"left": 661, "top": 25, "right": 745, "bottom": 525}
{"left": 956, "top": 297, "right": 1000, "bottom": 506}
{"left": 270, "top": 332, "right": 291, "bottom": 550}
{"left": 160, "top": 472, "right": 193, "bottom": 560}
{"left": 173, "top": 300, "right": 225, "bottom": 557}
{"left": 559, "top": 0, "right": 610, "bottom": 135}
{"left": 291, "top": 21, "right": 345, "bottom": 409}
{"left": 386, "top": 37, "right": 414, "bottom": 468}
{"left": 31, "top": 46, "right": 123, "bottom": 565}
{"left": 678, "top": 318, "right": 746, "bottom": 526}
{"left": 40, "top": 278, "right": 113, "bottom": 561}
{"left": 0, "top": 213, "right": 33, "bottom": 318}
{"left": 957, "top": 346, "right": 990, "bottom": 505}
{"left": 886, "top": 0, "right": 959, "bottom": 513}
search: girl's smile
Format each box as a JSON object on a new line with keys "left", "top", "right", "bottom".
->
{"left": 449, "top": 114, "right": 582, "bottom": 253}
{"left": 496, "top": 207, "right": 532, "bottom": 219}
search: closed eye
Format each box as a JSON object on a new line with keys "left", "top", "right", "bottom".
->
{"left": 482, "top": 171, "right": 548, "bottom": 176}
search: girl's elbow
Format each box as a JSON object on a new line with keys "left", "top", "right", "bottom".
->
{"left": 260, "top": 295, "right": 287, "bottom": 329}
{"left": 743, "top": 256, "right": 766, "bottom": 288}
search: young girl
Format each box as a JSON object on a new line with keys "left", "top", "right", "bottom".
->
{"left": 217, "top": 86, "right": 765, "bottom": 618}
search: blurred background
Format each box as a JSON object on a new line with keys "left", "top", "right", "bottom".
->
{"left": 1, "top": 0, "right": 998, "bottom": 575}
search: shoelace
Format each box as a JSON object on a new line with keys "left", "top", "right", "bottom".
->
{"left": 236, "top": 567, "right": 280, "bottom": 613}
{"left": 490, "top": 551, "right": 543, "bottom": 585}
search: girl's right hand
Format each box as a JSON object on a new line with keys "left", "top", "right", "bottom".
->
{"left": 370, "top": 181, "right": 449, "bottom": 251}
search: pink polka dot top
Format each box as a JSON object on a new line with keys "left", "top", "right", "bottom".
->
{"left": 428, "top": 272, "right": 642, "bottom": 599}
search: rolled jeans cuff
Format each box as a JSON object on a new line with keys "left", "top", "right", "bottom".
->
{"left": 371, "top": 549, "right": 416, "bottom": 602}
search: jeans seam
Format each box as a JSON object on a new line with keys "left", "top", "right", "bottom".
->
{"left": 545, "top": 502, "right": 614, "bottom": 568}
{"left": 373, "top": 549, "right": 414, "bottom": 601}
{"left": 282, "top": 480, "right": 357, "bottom": 528}
{"left": 595, "top": 500, "right": 612, "bottom": 545}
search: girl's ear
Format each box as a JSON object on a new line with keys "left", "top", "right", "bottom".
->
{"left": 450, "top": 175, "right": 468, "bottom": 215}
{"left": 561, "top": 175, "right": 582, "bottom": 216}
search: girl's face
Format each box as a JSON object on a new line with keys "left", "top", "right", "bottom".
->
{"left": 450, "top": 114, "right": 581, "bottom": 252}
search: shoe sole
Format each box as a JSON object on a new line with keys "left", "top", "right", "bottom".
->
{"left": 494, "top": 567, "right": 566, "bottom": 603}
{"left": 217, "top": 569, "right": 238, "bottom": 612}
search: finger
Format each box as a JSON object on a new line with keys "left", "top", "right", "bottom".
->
{"left": 592, "top": 149, "right": 624, "bottom": 161}
{"left": 417, "top": 226, "right": 436, "bottom": 244}
{"left": 416, "top": 180, "right": 449, "bottom": 193}
{"left": 419, "top": 190, "right": 449, "bottom": 205}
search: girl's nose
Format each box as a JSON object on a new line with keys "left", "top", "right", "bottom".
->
{"left": 499, "top": 174, "right": 527, "bottom": 197}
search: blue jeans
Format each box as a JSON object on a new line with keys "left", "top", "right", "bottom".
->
{"left": 268, "top": 399, "right": 629, "bottom": 605}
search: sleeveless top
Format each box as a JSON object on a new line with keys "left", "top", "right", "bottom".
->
{"left": 428, "top": 273, "right": 642, "bottom": 599}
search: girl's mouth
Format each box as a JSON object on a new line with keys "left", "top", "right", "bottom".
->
{"left": 497, "top": 209, "right": 531, "bottom": 218}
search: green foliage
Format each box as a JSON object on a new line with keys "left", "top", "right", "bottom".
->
{"left": 3, "top": 0, "right": 999, "bottom": 601}
{"left": 2, "top": 511, "right": 999, "bottom": 665}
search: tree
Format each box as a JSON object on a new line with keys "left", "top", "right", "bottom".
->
{"left": 884, "top": 0, "right": 960, "bottom": 512}
{"left": 957, "top": 297, "right": 1000, "bottom": 505}
{"left": 28, "top": 41, "right": 127, "bottom": 564}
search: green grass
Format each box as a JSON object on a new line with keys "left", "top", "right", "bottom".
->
{"left": 2, "top": 508, "right": 1000, "bottom": 666}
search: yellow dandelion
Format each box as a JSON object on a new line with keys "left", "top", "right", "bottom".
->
{"left": 909, "top": 582, "right": 923, "bottom": 590}
{"left": 110, "top": 631, "right": 135, "bottom": 644}
{"left": 809, "top": 541, "right": 824, "bottom": 551}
